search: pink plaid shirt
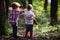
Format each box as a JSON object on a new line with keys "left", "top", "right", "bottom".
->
{"left": 9, "top": 9, "right": 22, "bottom": 24}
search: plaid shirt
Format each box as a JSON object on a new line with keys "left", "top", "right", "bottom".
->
{"left": 9, "top": 9, "right": 22, "bottom": 24}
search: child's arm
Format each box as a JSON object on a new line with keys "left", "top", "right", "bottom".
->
{"left": 33, "top": 18, "right": 38, "bottom": 25}
{"left": 32, "top": 12, "right": 38, "bottom": 25}
{"left": 19, "top": 8, "right": 27, "bottom": 14}
{"left": 20, "top": 10, "right": 24, "bottom": 14}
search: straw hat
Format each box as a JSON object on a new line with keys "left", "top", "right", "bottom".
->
{"left": 11, "top": 2, "right": 21, "bottom": 7}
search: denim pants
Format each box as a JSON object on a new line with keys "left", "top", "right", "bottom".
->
{"left": 11, "top": 23, "right": 18, "bottom": 37}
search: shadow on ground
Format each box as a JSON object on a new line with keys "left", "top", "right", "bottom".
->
{"left": 0, "top": 35, "right": 59, "bottom": 40}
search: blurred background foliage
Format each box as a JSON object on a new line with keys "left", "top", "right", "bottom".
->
{"left": 4, "top": 0, "right": 60, "bottom": 35}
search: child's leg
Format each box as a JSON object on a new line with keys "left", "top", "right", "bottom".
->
{"left": 25, "top": 31, "right": 28, "bottom": 37}
{"left": 12, "top": 23, "right": 18, "bottom": 38}
{"left": 30, "top": 31, "right": 33, "bottom": 38}
{"left": 25, "top": 24, "right": 29, "bottom": 38}
{"left": 30, "top": 24, "right": 33, "bottom": 38}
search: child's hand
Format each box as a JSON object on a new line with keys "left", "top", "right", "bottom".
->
{"left": 33, "top": 18, "right": 38, "bottom": 25}
{"left": 20, "top": 10, "right": 24, "bottom": 13}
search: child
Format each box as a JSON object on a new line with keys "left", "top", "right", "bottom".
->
{"left": 24, "top": 4, "right": 35, "bottom": 39}
{"left": 9, "top": 2, "right": 22, "bottom": 38}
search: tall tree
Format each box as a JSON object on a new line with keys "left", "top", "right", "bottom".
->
{"left": 22, "top": 0, "right": 26, "bottom": 8}
{"left": 0, "top": 0, "right": 6, "bottom": 35}
{"left": 28, "top": 0, "right": 32, "bottom": 4}
{"left": 44, "top": 0, "right": 48, "bottom": 12}
{"left": 5, "top": 0, "right": 9, "bottom": 18}
{"left": 0, "top": 0, "right": 9, "bottom": 35}
{"left": 50, "top": 0, "right": 58, "bottom": 26}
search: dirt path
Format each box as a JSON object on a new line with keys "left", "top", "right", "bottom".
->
{"left": 0, "top": 29, "right": 59, "bottom": 40}
{"left": 0, "top": 35, "right": 59, "bottom": 40}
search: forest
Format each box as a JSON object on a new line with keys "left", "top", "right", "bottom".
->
{"left": 0, "top": 0, "right": 60, "bottom": 40}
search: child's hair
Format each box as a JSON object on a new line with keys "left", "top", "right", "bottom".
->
{"left": 11, "top": 4, "right": 18, "bottom": 9}
{"left": 27, "top": 4, "right": 33, "bottom": 11}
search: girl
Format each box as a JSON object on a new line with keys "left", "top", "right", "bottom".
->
{"left": 9, "top": 2, "right": 22, "bottom": 38}
{"left": 24, "top": 4, "right": 35, "bottom": 39}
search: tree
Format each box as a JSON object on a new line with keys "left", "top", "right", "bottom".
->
{"left": 0, "top": 0, "right": 6, "bottom": 35}
{"left": 50, "top": 0, "right": 58, "bottom": 26}
{"left": 22, "top": 0, "right": 32, "bottom": 8}
{"left": 28, "top": 0, "right": 32, "bottom": 4}
{"left": 0, "top": 0, "right": 9, "bottom": 35}
{"left": 22, "top": 0, "right": 26, "bottom": 8}
{"left": 44, "top": 0, "right": 48, "bottom": 12}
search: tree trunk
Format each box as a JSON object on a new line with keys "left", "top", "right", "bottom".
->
{"left": 50, "top": 0, "right": 58, "bottom": 26}
{"left": 44, "top": 0, "right": 48, "bottom": 12}
{"left": 28, "top": 0, "right": 32, "bottom": 4}
{"left": 5, "top": 0, "right": 9, "bottom": 18}
{"left": 22, "top": 0, "right": 26, "bottom": 8}
{"left": 0, "top": 0, "right": 6, "bottom": 35}
{"left": 0, "top": 0, "right": 9, "bottom": 35}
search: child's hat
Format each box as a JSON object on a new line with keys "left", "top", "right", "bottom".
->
{"left": 11, "top": 2, "right": 21, "bottom": 7}
{"left": 28, "top": 4, "right": 33, "bottom": 8}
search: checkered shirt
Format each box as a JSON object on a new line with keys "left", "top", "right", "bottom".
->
{"left": 9, "top": 9, "right": 22, "bottom": 24}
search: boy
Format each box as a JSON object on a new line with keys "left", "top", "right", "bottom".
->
{"left": 24, "top": 4, "right": 35, "bottom": 39}
{"left": 9, "top": 2, "right": 22, "bottom": 38}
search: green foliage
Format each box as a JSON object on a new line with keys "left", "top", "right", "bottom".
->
{"left": 57, "top": 24, "right": 60, "bottom": 33}
{"left": 4, "top": 0, "right": 60, "bottom": 35}
{"left": 4, "top": 19, "right": 12, "bottom": 35}
{"left": 33, "top": 0, "right": 44, "bottom": 14}
{"left": 35, "top": 11, "right": 49, "bottom": 26}
{"left": 58, "top": 5, "right": 60, "bottom": 21}
{"left": 33, "top": 11, "right": 57, "bottom": 33}
{"left": 58, "top": 0, "right": 60, "bottom": 5}
{"left": 18, "top": 14, "right": 25, "bottom": 27}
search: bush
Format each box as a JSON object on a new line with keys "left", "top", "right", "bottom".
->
{"left": 4, "top": 19, "right": 12, "bottom": 35}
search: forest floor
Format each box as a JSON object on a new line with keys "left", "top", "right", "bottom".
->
{"left": 0, "top": 29, "right": 60, "bottom": 40}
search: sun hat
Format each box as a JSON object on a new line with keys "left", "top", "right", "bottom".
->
{"left": 28, "top": 4, "right": 33, "bottom": 11}
{"left": 28, "top": 4, "right": 33, "bottom": 8}
{"left": 11, "top": 2, "right": 21, "bottom": 7}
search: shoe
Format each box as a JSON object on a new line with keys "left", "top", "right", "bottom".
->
{"left": 14, "top": 36, "right": 20, "bottom": 38}
{"left": 28, "top": 37, "right": 33, "bottom": 40}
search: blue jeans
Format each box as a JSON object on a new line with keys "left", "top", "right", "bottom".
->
{"left": 11, "top": 23, "right": 18, "bottom": 38}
